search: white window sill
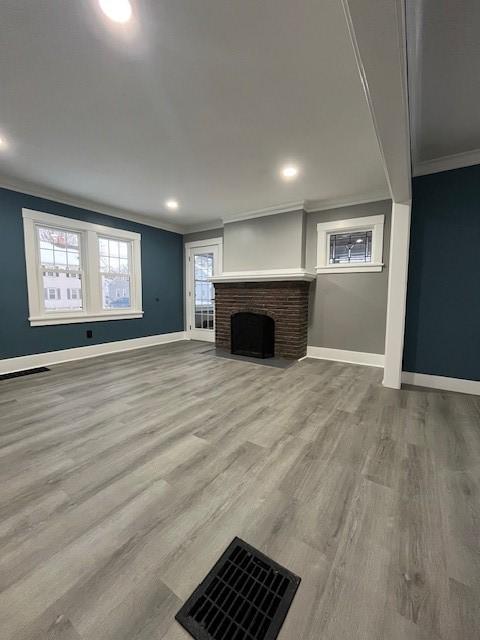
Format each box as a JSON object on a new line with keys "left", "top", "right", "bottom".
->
{"left": 29, "top": 311, "right": 144, "bottom": 326}
{"left": 316, "top": 263, "right": 384, "bottom": 274}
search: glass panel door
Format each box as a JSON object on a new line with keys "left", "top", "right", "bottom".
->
{"left": 186, "top": 241, "right": 221, "bottom": 341}
{"left": 194, "top": 252, "right": 214, "bottom": 330}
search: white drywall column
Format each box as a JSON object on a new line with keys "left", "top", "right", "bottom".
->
{"left": 383, "top": 200, "right": 411, "bottom": 388}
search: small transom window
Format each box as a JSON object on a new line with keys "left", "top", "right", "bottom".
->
{"left": 316, "top": 214, "right": 385, "bottom": 274}
{"left": 329, "top": 230, "right": 372, "bottom": 264}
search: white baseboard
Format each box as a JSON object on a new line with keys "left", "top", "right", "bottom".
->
{"left": 0, "top": 331, "right": 187, "bottom": 375}
{"left": 186, "top": 331, "right": 215, "bottom": 343}
{"left": 401, "top": 371, "right": 480, "bottom": 396}
{"left": 306, "top": 346, "right": 384, "bottom": 368}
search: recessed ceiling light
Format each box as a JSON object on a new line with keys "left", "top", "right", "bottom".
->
{"left": 99, "top": 0, "right": 132, "bottom": 23}
{"left": 281, "top": 165, "right": 299, "bottom": 180}
{"left": 165, "top": 199, "right": 179, "bottom": 211}
{"left": 0, "top": 135, "right": 8, "bottom": 150}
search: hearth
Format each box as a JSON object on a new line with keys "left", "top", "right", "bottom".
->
{"left": 231, "top": 312, "right": 275, "bottom": 358}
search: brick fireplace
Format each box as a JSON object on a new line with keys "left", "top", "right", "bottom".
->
{"left": 213, "top": 280, "right": 311, "bottom": 359}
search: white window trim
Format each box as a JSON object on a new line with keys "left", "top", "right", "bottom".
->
{"left": 22, "top": 208, "right": 143, "bottom": 326}
{"left": 316, "top": 214, "right": 385, "bottom": 274}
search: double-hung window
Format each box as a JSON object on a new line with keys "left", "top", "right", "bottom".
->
{"left": 23, "top": 209, "right": 143, "bottom": 326}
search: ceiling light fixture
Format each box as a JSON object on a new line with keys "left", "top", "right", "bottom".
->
{"left": 165, "top": 199, "right": 179, "bottom": 211}
{"left": 281, "top": 165, "right": 299, "bottom": 180}
{"left": 0, "top": 135, "right": 9, "bottom": 151}
{"left": 99, "top": 0, "right": 132, "bottom": 23}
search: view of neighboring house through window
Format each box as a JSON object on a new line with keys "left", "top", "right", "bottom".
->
{"left": 98, "top": 237, "right": 131, "bottom": 309}
{"left": 38, "top": 226, "right": 83, "bottom": 311}
{"left": 66, "top": 288, "right": 81, "bottom": 300}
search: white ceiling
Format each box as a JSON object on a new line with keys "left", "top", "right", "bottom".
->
{"left": 0, "top": 0, "right": 389, "bottom": 229}
{"left": 407, "top": 0, "right": 480, "bottom": 173}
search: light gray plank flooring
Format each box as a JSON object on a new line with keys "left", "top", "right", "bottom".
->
{"left": 0, "top": 340, "right": 479, "bottom": 640}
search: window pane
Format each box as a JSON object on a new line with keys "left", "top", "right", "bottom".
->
{"left": 67, "top": 233, "right": 79, "bottom": 248}
{"left": 329, "top": 230, "right": 372, "bottom": 264}
{"left": 101, "top": 275, "right": 131, "bottom": 309}
{"left": 67, "top": 251, "right": 80, "bottom": 267}
{"left": 99, "top": 238, "right": 109, "bottom": 256}
{"left": 40, "top": 248, "right": 54, "bottom": 265}
{"left": 109, "top": 257, "right": 121, "bottom": 273}
{"left": 98, "top": 237, "right": 130, "bottom": 275}
{"left": 109, "top": 239, "right": 119, "bottom": 257}
{"left": 42, "top": 271, "right": 83, "bottom": 311}
{"left": 38, "top": 227, "right": 81, "bottom": 267}
{"left": 54, "top": 249, "right": 68, "bottom": 266}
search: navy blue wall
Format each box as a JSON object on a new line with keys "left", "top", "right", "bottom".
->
{"left": 0, "top": 188, "right": 184, "bottom": 359}
{"left": 404, "top": 166, "right": 480, "bottom": 381}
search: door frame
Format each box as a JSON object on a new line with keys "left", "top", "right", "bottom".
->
{"left": 185, "top": 237, "right": 223, "bottom": 342}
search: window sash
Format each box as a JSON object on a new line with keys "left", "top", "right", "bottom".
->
{"left": 35, "top": 224, "right": 85, "bottom": 315}
{"left": 39, "top": 267, "right": 85, "bottom": 313}
{"left": 97, "top": 236, "right": 133, "bottom": 311}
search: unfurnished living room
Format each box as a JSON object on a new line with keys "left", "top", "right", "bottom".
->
{"left": 0, "top": 1, "right": 479, "bottom": 639}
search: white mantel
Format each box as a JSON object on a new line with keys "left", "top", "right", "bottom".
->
{"left": 210, "top": 268, "right": 316, "bottom": 283}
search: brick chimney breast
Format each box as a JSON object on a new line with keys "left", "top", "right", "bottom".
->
{"left": 213, "top": 281, "right": 310, "bottom": 359}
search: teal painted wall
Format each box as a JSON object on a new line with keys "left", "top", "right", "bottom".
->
{"left": 403, "top": 165, "right": 480, "bottom": 381}
{"left": 0, "top": 188, "right": 184, "bottom": 359}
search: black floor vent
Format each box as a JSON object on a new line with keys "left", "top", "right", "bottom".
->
{"left": 0, "top": 367, "right": 50, "bottom": 381}
{"left": 175, "top": 537, "right": 301, "bottom": 640}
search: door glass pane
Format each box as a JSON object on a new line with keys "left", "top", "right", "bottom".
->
{"left": 194, "top": 252, "right": 214, "bottom": 329}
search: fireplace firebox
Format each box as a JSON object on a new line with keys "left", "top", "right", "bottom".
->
{"left": 231, "top": 312, "right": 274, "bottom": 359}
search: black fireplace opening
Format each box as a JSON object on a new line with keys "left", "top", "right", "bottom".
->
{"left": 231, "top": 312, "right": 275, "bottom": 359}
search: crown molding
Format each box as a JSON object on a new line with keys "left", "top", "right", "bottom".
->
{"left": 220, "top": 191, "right": 392, "bottom": 225}
{"left": 222, "top": 201, "right": 305, "bottom": 224}
{"left": 0, "top": 175, "right": 396, "bottom": 234}
{"left": 413, "top": 149, "right": 480, "bottom": 177}
{"left": 0, "top": 176, "right": 185, "bottom": 234}
{"left": 304, "top": 191, "right": 390, "bottom": 213}
{"left": 406, "top": 5, "right": 480, "bottom": 180}
{"left": 182, "top": 219, "right": 224, "bottom": 234}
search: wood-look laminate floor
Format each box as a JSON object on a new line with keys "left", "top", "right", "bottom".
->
{"left": 0, "top": 341, "right": 479, "bottom": 640}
